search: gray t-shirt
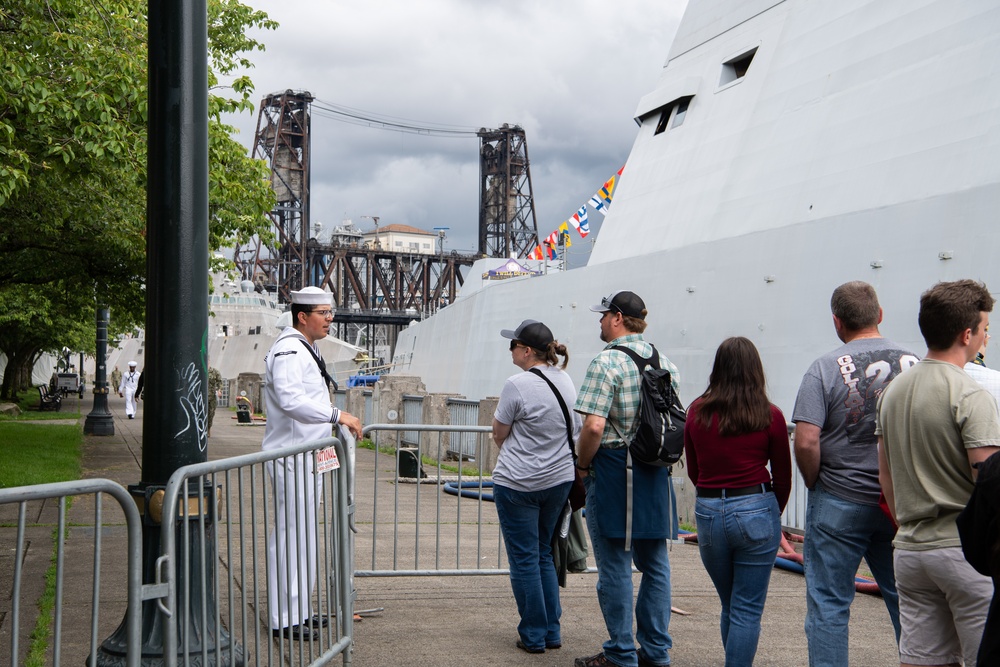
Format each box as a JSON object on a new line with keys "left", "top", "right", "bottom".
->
{"left": 492, "top": 365, "right": 579, "bottom": 493}
{"left": 792, "top": 337, "right": 919, "bottom": 504}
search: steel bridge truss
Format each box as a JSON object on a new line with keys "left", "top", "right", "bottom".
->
{"left": 235, "top": 90, "right": 314, "bottom": 302}
{"left": 307, "top": 244, "right": 477, "bottom": 326}
{"left": 478, "top": 124, "right": 539, "bottom": 259}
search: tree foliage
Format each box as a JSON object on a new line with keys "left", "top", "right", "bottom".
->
{"left": 0, "top": 0, "right": 277, "bottom": 398}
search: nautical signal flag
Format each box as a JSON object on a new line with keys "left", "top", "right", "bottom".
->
{"left": 523, "top": 164, "right": 623, "bottom": 260}
{"left": 588, "top": 168, "right": 622, "bottom": 216}
{"left": 569, "top": 205, "right": 589, "bottom": 237}
{"left": 558, "top": 222, "right": 572, "bottom": 247}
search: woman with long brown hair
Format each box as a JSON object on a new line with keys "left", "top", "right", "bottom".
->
{"left": 683, "top": 336, "right": 792, "bottom": 666}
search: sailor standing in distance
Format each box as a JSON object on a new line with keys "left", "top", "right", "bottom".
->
{"left": 118, "top": 361, "right": 141, "bottom": 419}
{"left": 262, "top": 286, "right": 362, "bottom": 641}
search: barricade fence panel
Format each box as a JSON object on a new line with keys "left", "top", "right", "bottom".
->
{"left": 0, "top": 479, "right": 143, "bottom": 667}
{"left": 356, "top": 424, "right": 510, "bottom": 578}
{"left": 400, "top": 395, "right": 423, "bottom": 447}
{"left": 781, "top": 424, "right": 808, "bottom": 533}
{"left": 445, "top": 399, "right": 482, "bottom": 460}
{"left": 159, "top": 436, "right": 354, "bottom": 667}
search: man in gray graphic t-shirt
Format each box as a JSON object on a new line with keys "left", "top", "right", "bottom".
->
{"left": 792, "top": 281, "right": 918, "bottom": 667}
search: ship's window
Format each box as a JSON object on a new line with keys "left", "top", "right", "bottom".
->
{"left": 673, "top": 97, "right": 690, "bottom": 127}
{"left": 653, "top": 96, "right": 692, "bottom": 135}
{"left": 720, "top": 47, "right": 758, "bottom": 87}
{"left": 654, "top": 102, "right": 674, "bottom": 135}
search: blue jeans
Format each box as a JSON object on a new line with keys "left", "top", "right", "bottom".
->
{"left": 494, "top": 481, "right": 572, "bottom": 649}
{"left": 804, "top": 482, "right": 901, "bottom": 667}
{"left": 695, "top": 491, "right": 781, "bottom": 667}
{"left": 585, "top": 475, "right": 672, "bottom": 666}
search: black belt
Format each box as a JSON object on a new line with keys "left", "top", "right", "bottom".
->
{"left": 696, "top": 482, "right": 772, "bottom": 498}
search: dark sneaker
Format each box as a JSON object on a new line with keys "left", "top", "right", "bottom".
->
{"left": 638, "top": 653, "right": 669, "bottom": 667}
{"left": 271, "top": 624, "right": 317, "bottom": 641}
{"left": 546, "top": 641, "right": 562, "bottom": 649}
{"left": 516, "top": 639, "right": 545, "bottom": 654}
{"left": 574, "top": 652, "right": 616, "bottom": 667}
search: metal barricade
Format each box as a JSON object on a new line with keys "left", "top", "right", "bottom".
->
{"left": 355, "top": 424, "right": 506, "bottom": 578}
{"left": 332, "top": 389, "right": 346, "bottom": 413}
{"left": 445, "top": 398, "right": 481, "bottom": 460}
{"left": 0, "top": 479, "right": 143, "bottom": 667}
{"left": 158, "top": 436, "right": 354, "bottom": 667}
{"left": 780, "top": 424, "right": 808, "bottom": 533}
{"left": 400, "top": 395, "right": 423, "bottom": 447}
{"left": 362, "top": 391, "right": 373, "bottom": 426}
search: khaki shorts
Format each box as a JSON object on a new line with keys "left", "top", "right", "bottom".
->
{"left": 894, "top": 547, "right": 993, "bottom": 666}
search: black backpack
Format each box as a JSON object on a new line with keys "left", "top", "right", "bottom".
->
{"left": 611, "top": 345, "right": 686, "bottom": 468}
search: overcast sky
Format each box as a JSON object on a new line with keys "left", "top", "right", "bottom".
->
{"left": 224, "top": 0, "right": 687, "bottom": 264}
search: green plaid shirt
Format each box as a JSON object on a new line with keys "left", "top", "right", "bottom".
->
{"left": 573, "top": 334, "right": 680, "bottom": 449}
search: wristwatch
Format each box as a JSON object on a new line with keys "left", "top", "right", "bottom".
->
{"left": 575, "top": 462, "right": 591, "bottom": 471}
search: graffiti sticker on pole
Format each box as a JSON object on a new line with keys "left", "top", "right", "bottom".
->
{"left": 316, "top": 447, "right": 340, "bottom": 473}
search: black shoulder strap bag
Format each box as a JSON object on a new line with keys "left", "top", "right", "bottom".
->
{"left": 529, "top": 367, "right": 586, "bottom": 510}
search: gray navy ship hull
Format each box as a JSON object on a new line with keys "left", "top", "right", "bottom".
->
{"left": 393, "top": 0, "right": 1000, "bottom": 412}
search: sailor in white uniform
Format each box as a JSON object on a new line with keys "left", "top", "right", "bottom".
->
{"left": 118, "top": 361, "right": 140, "bottom": 419}
{"left": 262, "top": 286, "right": 362, "bottom": 641}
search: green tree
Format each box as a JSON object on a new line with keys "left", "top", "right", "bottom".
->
{"left": 0, "top": 0, "right": 277, "bottom": 399}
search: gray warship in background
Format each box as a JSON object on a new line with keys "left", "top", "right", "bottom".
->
{"left": 391, "top": 0, "right": 1000, "bottom": 412}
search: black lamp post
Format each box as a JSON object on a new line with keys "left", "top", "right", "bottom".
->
{"left": 83, "top": 306, "right": 114, "bottom": 436}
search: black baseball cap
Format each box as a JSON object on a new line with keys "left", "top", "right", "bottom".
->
{"left": 590, "top": 291, "right": 646, "bottom": 319}
{"left": 500, "top": 319, "right": 554, "bottom": 351}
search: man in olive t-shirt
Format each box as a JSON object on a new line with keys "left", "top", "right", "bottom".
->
{"left": 877, "top": 280, "right": 1000, "bottom": 667}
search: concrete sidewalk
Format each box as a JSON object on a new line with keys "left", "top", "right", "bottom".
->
{"left": 1, "top": 392, "right": 902, "bottom": 666}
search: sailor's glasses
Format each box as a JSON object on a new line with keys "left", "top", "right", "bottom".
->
{"left": 311, "top": 309, "right": 334, "bottom": 319}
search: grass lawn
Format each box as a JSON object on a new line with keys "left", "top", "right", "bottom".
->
{"left": 0, "top": 388, "right": 81, "bottom": 422}
{"left": 0, "top": 422, "right": 81, "bottom": 488}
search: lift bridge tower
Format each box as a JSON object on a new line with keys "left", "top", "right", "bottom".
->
{"left": 478, "top": 124, "right": 540, "bottom": 258}
{"left": 236, "top": 89, "right": 313, "bottom": 302}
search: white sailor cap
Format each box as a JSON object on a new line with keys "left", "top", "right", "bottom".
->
{"left": 128, "top": 360, "right": 137, "bottom": 367}
{"left": 290, "top": 286, "right": 332, "bottom": 305}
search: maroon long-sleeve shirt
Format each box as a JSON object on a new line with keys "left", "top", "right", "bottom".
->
{"left": 683, "top": 399, "right": 792, "bottom": 512}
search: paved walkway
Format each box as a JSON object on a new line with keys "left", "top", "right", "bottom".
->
{"left": 0, "top": 393, "right": 902, "bottom": 666}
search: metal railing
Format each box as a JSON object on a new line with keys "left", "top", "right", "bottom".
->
{"left": 355, "top": 424, "right": 507, "bottom": 578}
{"left": 780, "top": 424, "right": 808, "bottom": 533}
{"left": 446, "top": 398, "right": 482, "bottom": 460}
{"left": 0, "top": 479, "right": 143, "bottom": 667}
{"left": 400, "top": 395, "right": 423, "bottom": 447}
{"left": 158, "top": 435, "right": 355, "bottom": 667}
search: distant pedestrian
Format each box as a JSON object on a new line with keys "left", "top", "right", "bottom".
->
{"left": 118, "top": 361, "right": 140, "bottom": 419}
{"left": 684, "top": 336, "right": 792, "bottom": 667}
{"left": 573, "top": 290, "right": 678, "bottom": 667}
{"left": 492, "top": 319, "right": 578, "bottom": 654}
{"left": 110, "top": 365, "right": 122, "bottom": 395}
{"left": 877, "top": 279, "right": 1000, "bottom": 666}
{"left": 792, "top": 281, "right": 916, "bottom": 665}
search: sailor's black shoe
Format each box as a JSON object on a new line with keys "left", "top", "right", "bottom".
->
{"left": 271, "top": 625, "right": 317, "bottom": 641}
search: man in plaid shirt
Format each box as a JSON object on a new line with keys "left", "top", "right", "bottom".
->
{"left": 573, "top": 291, "right": 679, "bottom": 667}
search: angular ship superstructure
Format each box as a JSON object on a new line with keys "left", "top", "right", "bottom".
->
{"left": 393, "top": 0, "right": 1000, "bottom": 411}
